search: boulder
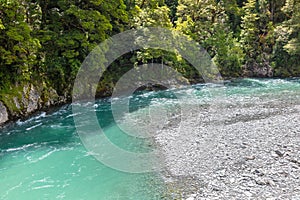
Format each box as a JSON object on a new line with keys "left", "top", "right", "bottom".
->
{"left": 26, "top": 85, "right": 41, "bottom": 113}
{"left": 0, "top": 101, "right": 8, "bottom": 124}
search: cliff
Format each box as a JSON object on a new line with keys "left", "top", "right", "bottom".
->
{"left": 0, "top": 84, "right": 68, "bottom": 126}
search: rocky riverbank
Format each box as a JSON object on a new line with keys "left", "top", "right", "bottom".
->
{"left": 155, "top": 89, "right": 300, "bottom": 199}
{"left": 0, "top": 84, "right": 68, "bottom": 126}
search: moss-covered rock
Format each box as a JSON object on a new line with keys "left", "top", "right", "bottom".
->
{"left": 0, "top": 101, "right": 8, "bottom": 124}
{"left": 0, "top": 83, "right": 66, "bottom": 125}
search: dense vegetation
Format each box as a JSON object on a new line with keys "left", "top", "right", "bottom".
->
{"left": 0, "top": 0, "right": 300, "bottom": 98}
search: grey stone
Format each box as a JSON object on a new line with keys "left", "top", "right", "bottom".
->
{"left": 0, "top": 101, "right": 8, "bottom": 124}
{"left": 26, "top": 85, "right": 41, "bottom": 113}
{"left": 151, "top": 92, "right": 300, "bottom": 199}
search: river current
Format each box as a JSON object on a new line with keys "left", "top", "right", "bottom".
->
{"left": 1, "top": 78, "right": 300, "bottom": 199}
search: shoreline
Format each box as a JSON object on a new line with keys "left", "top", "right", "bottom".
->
{"left": 154, "top": 89, "right": 300, "bottom": 199}
{"left": 1, "top": 78, "right": 300, "bottom": 198}
{"left": 1, "top": 76, "right": 299, "bottom": 128}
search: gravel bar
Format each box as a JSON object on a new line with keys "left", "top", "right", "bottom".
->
{"left": 155, "top": 93, "right": 300, "bottom": 199}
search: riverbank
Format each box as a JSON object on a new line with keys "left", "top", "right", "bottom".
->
{"left": 0, "top": 83, "right": 69, "bottom": 126}
{"left": 154, "top": 79, "right": 300, "bottom": 199}
{"left": 1, "top": 78, "right": 300, "bottom": 199}
{"left": 1, "top": 75, "right": 298, "bottom": 127}
{"left": 0, "top": 74, "right": 189, "bottom": 127}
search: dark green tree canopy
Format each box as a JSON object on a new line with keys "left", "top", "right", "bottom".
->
{"left": 0, "top": 0, "right": 299, "bottom": 96}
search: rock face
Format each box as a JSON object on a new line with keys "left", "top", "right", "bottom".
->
{"left": 0, "top": 102, "right": 8, "bottom": 124}
{"left": 28, "top": 85, "right": 39, "bottom": 113}
{"left": 0, "top": 83, "right": 66, "bottom": 126}
{"left": 243, "top": 62, "right": 273, "bottom": 77}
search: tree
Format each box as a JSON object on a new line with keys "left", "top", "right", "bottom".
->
{"left": 240, "top": 0, "right": 274, "bottom": 77}
{"left": 272, "top": 0, "right": 300, "bottom": 76}
{"left": 240, "top": 0, "right": 259, "bottom": 62}
{"left": 282, "top": 0, "right": 300, "bottom": 55}
{"left": 165, "top": 0, "right": 179, "bottom": 23}
{"left": 0, "top": 0, "right": 41, "bottom": 86}
{"left": 38, "top": 0, "right": 128, "bottom": 94}
{"left": 129, "top": 1, "right": 173, "bottom": 65}
{"left": 176, "top": 0, "right": 244, "bottom": 77}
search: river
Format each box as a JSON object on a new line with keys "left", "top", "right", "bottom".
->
{"left": 1, "top": 78, "right": 300, "bottom": 199}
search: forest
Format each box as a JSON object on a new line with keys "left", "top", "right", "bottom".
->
{"left": 0, "top": 0, "right": 300, "bottom": 98}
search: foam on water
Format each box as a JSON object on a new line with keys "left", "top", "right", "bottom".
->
{"left": 0, "top": 97, "right": 163, "bottom": 200}
{"left": 1, "top": 78, "right": 300, "bottom": 199}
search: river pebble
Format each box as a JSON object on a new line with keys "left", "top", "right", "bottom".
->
{"left": 155, "top": 93, "right": 300, "bottom": 199}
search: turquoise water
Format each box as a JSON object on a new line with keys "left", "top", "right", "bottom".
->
{"left": 0, "top": 99, "right": 163, "bottom": 200}
{"left": 1, "top": 78, "right": 300, "bottom": 199}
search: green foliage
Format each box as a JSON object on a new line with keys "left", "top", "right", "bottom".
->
{"left": 281, "top": 0, "right": 300, "bottom": 55}
{"left": 1, "top": 0, "right": 300, "bottom": 99}
{"left": 239, "top": 0, "right": 275, "bottom": 76}
{"left": 272, "top": 0, "right": 300, "bottom": 76}
{"left": 240, "top": 0, "right": 259, "bottom": 61}
{"left": 212, "top": 31, "right": 244, "bottom": 77}
{"left": 129, "top": 1, "right": 173, "bottom": 73}
{"left": 165, "top": 0, "right": 179, "bottom": 23}
{"left": 176, "top": 0, "right": 244, "bottom": 77}
{"left": 0, "top": 0, "right": 41, "bottom": 85}
{"left": 37, "top": 0, "right": 128, "bottom": 94}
